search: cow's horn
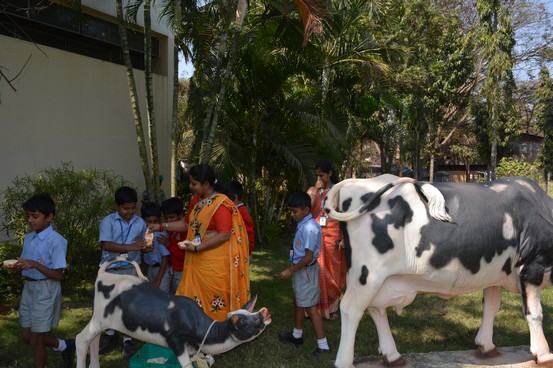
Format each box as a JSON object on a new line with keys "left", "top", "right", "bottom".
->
{"left": 241, "top": 295, "right": 258, "bottom": 312}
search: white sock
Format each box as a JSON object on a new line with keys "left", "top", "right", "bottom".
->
{"left": 292, "top": 328, "right": 303, "bottom": 339}
{"left": 105, "top": 329, "right": 115, "bottom": 336}
{"left": 123, "top": 337, "right": 132, "bottom": 343}
{"left": 317, "top": 337, "right": 329, "bottom": 350}
{"left": 54, "top": 339, "right": 66, "bottom": 352}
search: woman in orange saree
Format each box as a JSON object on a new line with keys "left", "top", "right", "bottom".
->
{"left": 307, "top": 160, "right": 346, "bottom": 320}
{"left": 148, "top": 164, "right": 250, "bottom": 321}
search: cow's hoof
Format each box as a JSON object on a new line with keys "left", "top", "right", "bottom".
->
{"left": 382, "top": 356, "right": 406, "bottom": 366}
{"left": 536, "top": 353, "right": 553, "bottom": 367}
{"left": 476, "top": 346, "right": 500, "bottom": 358}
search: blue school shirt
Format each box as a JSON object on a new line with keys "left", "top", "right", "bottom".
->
{"left": 20, "top": 225, "right": 67, "bottom": 280}
{"left": 143, "top": 230, "right": 170, "bottom": 266}
{"left": 291, "top": 214, "right": 322, "bottom": 265}
{"left": 99, "top": 212, "right": 147, "bottom": 268}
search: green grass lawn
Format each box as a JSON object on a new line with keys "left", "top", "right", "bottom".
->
{"left": 2, "top": 243, "right": 553, "bottom": 367}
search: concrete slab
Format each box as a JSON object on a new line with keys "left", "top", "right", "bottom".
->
{"left": 354, "top": 346, "right": 538, "bottom": 367}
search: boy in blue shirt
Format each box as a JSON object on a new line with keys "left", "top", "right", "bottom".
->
{"left": 278, "top": 191, "right": 330, "bottom": 356}
{"left": 97, "top": 186, "right": 148, "bottom": 359}
{"left": 11, "top": 193, "right": 75, "bottom": 368}
{"left": 141, "top": 201, "right": 171, "bottom": 293}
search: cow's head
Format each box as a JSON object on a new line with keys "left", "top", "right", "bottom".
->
{"left": 226, "top": 295, "right": 271, "bottom": 343}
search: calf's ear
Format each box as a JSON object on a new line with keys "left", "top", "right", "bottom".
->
{"left": 241, "top": 295, "right": 258, "bottom": 312}
{"left": 230, "top": 314, "right": 240, "bottom": 330}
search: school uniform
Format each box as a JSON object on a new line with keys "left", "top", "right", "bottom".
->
{"left": 19, "top": 225, "right": 67, "bottom": 333}
{"left": 99, "top": 212, "right": 147, "bottom": 275}
{"left": 143, "top": 230, "right": 171, "bottom": 293}
{"left": 291, "top": 214, "right": 322, "bottom": 308}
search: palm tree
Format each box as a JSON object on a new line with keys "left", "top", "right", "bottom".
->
{"left": 115, "top": 0, "right": 153, "bottom": 197}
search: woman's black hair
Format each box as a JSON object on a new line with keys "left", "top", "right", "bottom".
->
{"left": 189, "top": 163, "right": 226, "bottom": 193}
{"left": 314, "top": 160, "right": 340, "bottom": 184}
{"left": 188, "top": 164, "right": 216, "bottom": 186}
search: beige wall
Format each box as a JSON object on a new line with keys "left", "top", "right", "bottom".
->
{"left": 0, "top": 34, "right": 173, "bottom": 208}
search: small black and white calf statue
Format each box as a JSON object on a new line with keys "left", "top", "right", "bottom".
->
{"left": 76, "top": 257, "right": 271, "bottom": 368}
{"left": 324, "top": 175, "right": 553, "bottom": 368}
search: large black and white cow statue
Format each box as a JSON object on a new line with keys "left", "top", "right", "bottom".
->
{"left": 76, "top": 257, "right": 271, "bottom": 368}
{"left": 324, "top": 174, "right": 553, "bottom": 368}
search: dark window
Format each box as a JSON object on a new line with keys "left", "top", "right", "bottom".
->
{"left": 0, "top": 0, "right": 160, "bottom": 69}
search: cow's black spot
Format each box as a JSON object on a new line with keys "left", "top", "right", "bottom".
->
{"left": 415, "top": 178, "right": 552, "bottom": 275}
{"left": 359, "top": 265, "right": 369, "bottom": 285}
{"left": 97, "top": 281, "right": 115, "bottom": 299}
{"left": 371, "top": 196, "right": 414, "bottom": 254}
{"left": 342, "top": 198, "right": 352, "bottom": 212}
{"left": 521, "top": 262, "right": 545, "bottom": 286}
{"left": 502, "top": 258, "right": 512, "bottom": 275}
{"left": 341, "top": 222, "right": 352, "bottom": 271}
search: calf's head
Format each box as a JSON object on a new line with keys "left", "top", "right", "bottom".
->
{"left": 226, "top": 295, "right": 271, "bottom": 344}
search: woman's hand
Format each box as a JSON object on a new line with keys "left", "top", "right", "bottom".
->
{"left": 147, "top": 223, "right": 160, "bottom": 232}
{"left": 178, "top": 240, "right": 199, "bottom": 252}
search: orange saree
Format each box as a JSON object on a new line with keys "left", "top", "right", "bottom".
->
{"left": 312, "top": 189, "right": 346, "bottom": 319}
{"left": 176, "top": 193, "right": 250, "bottom": 321}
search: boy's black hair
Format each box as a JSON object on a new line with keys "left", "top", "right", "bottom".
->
{"left": 226, "top": 180, "right": 244, "bottom": 200}
{"left": 141, "top": 201, "right": 161, "bottom": 218}
{"left": 115, "top": 186, "right": 138, "bottom": 205}
{"left": 288, "top": 191, "right": 312, "bottom": 210}
{"left": 23, "top": 193, "right": 56, "bottom": 215}
{"left": 161, "top": 197, "right": 184, "bottom": 216}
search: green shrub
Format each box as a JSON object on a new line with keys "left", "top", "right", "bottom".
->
{"left": 0, "top": 163, "right": 130, "bottom": 307}
{"left": 496, "top": 157, "right": 541, "bottom": 182}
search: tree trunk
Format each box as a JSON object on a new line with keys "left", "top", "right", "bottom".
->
{"left": 115, "top": 0, "right": 151, "bottom": 196}
{"left": 429, "top": 153, "right": 435, "bottom": 183}
{"left": 249, "top": 128, "right": 260, "bottom": 245}
{"left": 200, "top": 0, "right": 247, "bottom": 163}
{"left": 490, "top": 137, "right": 497, "bottom": 180}
{"left": 144, "top": 0, "right": 161, "bottom": 202}
{"left": 170, "top": 0, "right": 182, "bottom": 196}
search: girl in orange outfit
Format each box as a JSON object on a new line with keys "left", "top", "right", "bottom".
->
{"left": 307, "top": 160, "right": 346, "bottom": 320}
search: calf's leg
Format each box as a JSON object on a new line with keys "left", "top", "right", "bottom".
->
{"left": 176, "top": 347, "right": 193, "bottom": 368}
{"left": 76, "top": 318, "right": 103, "bottom": 368}
{"left": 474, "top": 286, "right": 500, "bottom": 356}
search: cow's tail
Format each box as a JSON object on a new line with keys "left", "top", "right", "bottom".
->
{"left": 419, "top": 183, "right": 453, "bottom": 222}
{"left": 325, "top": 178, "right": 452, "bottom": 223}
{"left": 99, "top": 256, "right": 149, "bottom": 281}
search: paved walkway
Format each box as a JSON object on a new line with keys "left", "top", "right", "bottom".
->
{"left": 354, "top": 346, "right": 539, "bottom": 367}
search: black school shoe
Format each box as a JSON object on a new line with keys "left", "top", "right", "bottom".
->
{"left": 61, "top": 339, "right": 76, "bottom": 368}
{"left": 99, "top": 333, "right": 117, "bottom": 354}
{"left": 278, "top": 332, "right": 303, "bottom": 346}
{"left": 122, "top": 339, "right": 135, "bottom": 360}
{"left": 313, "top": 347, "right": 331, "bottom": 356}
